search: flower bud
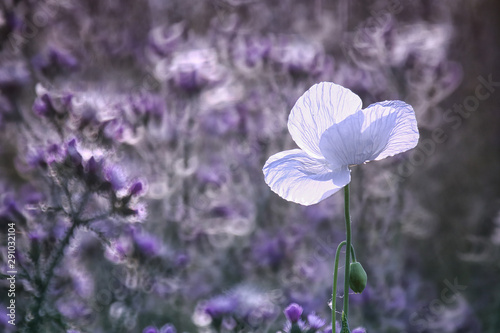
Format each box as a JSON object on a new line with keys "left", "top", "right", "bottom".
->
{"left": 284, "top": 303, "right": 302, "bottom": 323}
{"left": 349, "top": 262, "right": 367, "bottom": 293}
{"left": 129, "top": 181, "right": 144, "bottom": 196}
{"left": 66, "top": 139, "right": 82, "bottom": 166}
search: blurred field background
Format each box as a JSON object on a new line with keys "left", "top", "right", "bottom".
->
{"left": 0, "top": 0, "right": 499, "bottom": 332}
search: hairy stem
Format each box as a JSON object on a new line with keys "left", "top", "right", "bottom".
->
{"left": 25, "top": 190, "right": 90, "bottom": 331}
{"left": 342, "top": 184, "right": 352, "bottom": 328}
{"left": 332, "top": 241, "right": 356, "bottom": 332}
{"left": 27, "top": 220, "right": 79, "bottom": 332}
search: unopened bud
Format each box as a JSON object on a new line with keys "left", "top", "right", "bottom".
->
{"left": 349, "top": 262, "right": 367, "bottom": 293}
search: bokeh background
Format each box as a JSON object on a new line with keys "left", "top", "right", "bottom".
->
{"left": 0, "top": 0, "right": 499, "bottom": 332}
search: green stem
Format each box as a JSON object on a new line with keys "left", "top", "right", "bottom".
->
{"left": 332, "top": 241, "right": 345, "bottom": 332}
{"left": 349, "top": 243, "right": 356, "bottom": 263}
{"left": 332, "top": 241, "right": 356, "bottom": 332}
{"left": 342, "top": 184, "right": 352, "bottom": 326}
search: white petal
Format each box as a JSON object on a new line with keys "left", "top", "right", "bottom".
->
{"left": 361, "top": 100, "right": 419, "bottom": 161}
{"left": 288, "top": 82, "right": 362, "bottom": 159}
{"left": 319, "top": 100, "right": 419, "bottom": 166}
{"left": 319, "top": 113, "right": 367, "bottom": 166}
{"left": 263, "top": 149, "right": 350, "bottom": 206}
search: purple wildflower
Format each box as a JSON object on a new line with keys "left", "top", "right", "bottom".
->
{"left": 307, "top": 312, "right": 326, "bottom": 329}
{"left": 352, "top": 328, "right": 367, "bottom": 333}
{"left": 204, "top": 295, "right": 238, "bottom": 318}
{"left": 142, "top": 326, "right": 158, "bottom": 333}
{"left": 159, "top": 323, "right": 177, "bottom": 333}
{"left": 284, "top": 303, "right": 303, "bottom": 323}
{"left": 133, "top": 232, "right": 161, "bottom": 256}
{"left": 129, "top": 180, "right": 144, "bottom": 196}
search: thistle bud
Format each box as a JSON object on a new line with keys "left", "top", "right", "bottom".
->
{"left": 349, "top": 262, "right": 367, "bottom": 293}
{"left": 284, "top": 303, "right": 302, "bottom": 323}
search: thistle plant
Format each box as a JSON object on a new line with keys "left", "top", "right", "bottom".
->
{"left": 263, "top": 82, "right": 419, "bottom": 331}
{"left": 17, "top": 137, "right": 146, "bottom": 332}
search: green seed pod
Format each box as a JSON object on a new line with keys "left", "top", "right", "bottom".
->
{"left": 349, "top": 261, "right": 367, "bottom": 293}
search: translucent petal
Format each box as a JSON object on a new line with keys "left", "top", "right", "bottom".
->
{"left": 263, "top": 149, "right": 350, "bottom": 206}
{"left": 319, "top": 113, "right": 367, "bottom": 166}
{"left": 319, "top": 100, "right": 419, "bottom": 166}
{"left": 288, "top": 82, "right": 362, "bottom": 159}
{"left": 361, "top": 101, "right": 419, "bottom": 161}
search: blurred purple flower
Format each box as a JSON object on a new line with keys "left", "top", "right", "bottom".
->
{"left": 352, "top": 328, "right": 366, "bottom": 333}
{"left": 0, "top": 304, "right": 15, "bottom": 330}
{"left": 28, "top": 229, "right": 48, "bottom": 242}
{"left": 105, "top": 165, "right": 127, "bottom": 191}
{"left": 157, "top": 48, "right": 224, "bottom": 92}
{"left": 32, "top": 85, "right": 73, "bottom": 119}
{"left": 269, "top": 37, "right": 324, "bottom": 76}
{"left": 175, "top": 253, "right": 190, "bottom": 267}
{"left": 263, "top": 82, "right": 419, "bottom": 205}
{"left": 57, "top": 298, "right": 92, "bottom": 320}
{"left": 32, "top": 46, "right": 79, "bottom": 74}
{"left": 129, "top": 181, "right": 145, "bottom": 196}
{"left": 204, "top": 294, "right": 238, "bottom": 318}
{"left": 105, "top": 237, "right": 133, "bottom": 263}
{"left": 159, "top": 323, "right": 177, "bottom": 333}
{"left": 284, "top": 303, "right": 303, "bottom": 323}
{"left": 134, "top": 232, "right": 161, "bottom": 256}
{"left": 198, "top": 84, "right": 243, "bottom": 135}
{"left": 127, "top": 93, "right": 164, "bottom": 118}
{"left": 196, "top": 166, "right": 225, "bottom": 187}
{"left": 66, "top": 139, "right": 83, "bottom": 166}
{"left": 307, "top": 312, "right": 326, "bottom": 329}
{"left": 142, "top": 326, "right": 158, "bottom": 333}
{"left": 0, "top": 92, "right": 14, "bottom": 121}
{"left": 148, "top": 22, "right": 185, "bottom": 56}
{"left": 1, "top": 196, "right": 25, "bottom": 224}
{"left": 33, "top": 94, "right": 56, "bottom": 117}
{"left": 84, "top": 156, "right": 105, "bottom": 188}
{"left": 208, "top": 204, "right": 234, "bottom": 219}
{"left": 201, "top": 285, "right": 278, "bottom": 326}
{"left": 233, "top": 35, "right": 271, "bottom": 68}
{"left": 0, "top": 61, "right": 30, "bottom": 88}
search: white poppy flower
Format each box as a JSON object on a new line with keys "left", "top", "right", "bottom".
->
{"left": 263, "top": 82, "right": 419, "bottom": 206}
